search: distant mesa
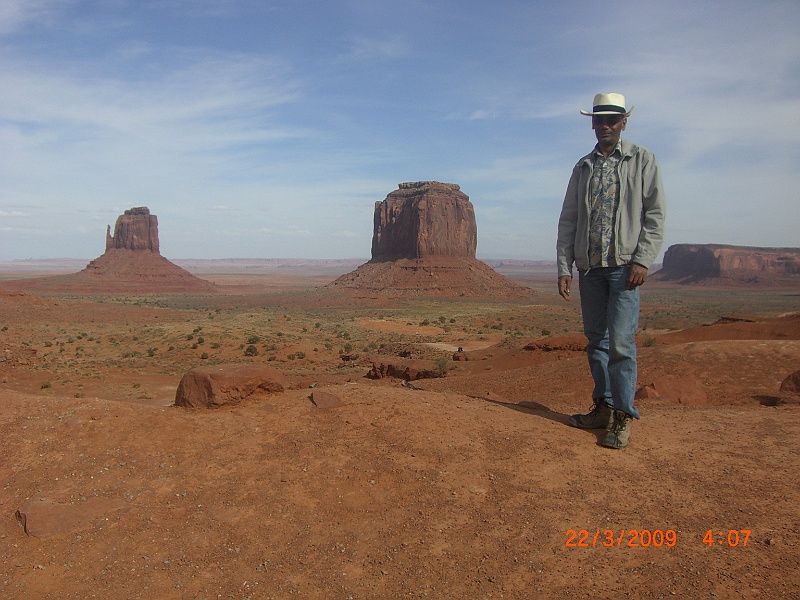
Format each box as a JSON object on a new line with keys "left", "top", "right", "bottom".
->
{"left": 3, "top": 207, "right": 218, "bottom": 294}
{"left": 328, "top": 181, "right": 531, "bottom": 299}
{"left": 653, "top": 244, "right": 800, "bottom": 286}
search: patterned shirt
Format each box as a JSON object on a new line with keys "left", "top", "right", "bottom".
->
{"left": 588, "top": 142, "right": 622, "bottom": 267}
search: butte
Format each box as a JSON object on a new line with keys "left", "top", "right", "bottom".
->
{"left": 2, "top": 207, "right": 218, "bottom": 294}
{"left": 326, "top": 181, "right": 532, "bottom": 300}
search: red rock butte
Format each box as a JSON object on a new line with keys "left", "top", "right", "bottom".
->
{"left": 2, "top": 207, "right": 218, "bottom": 294}
{"left": 328, "top": 182, "right": 531, "bottom": 299}
{"left": 653, "top": 244, "right": 800, "bottom": 287}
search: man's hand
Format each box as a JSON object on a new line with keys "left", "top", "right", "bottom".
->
{"left": 627, "top": 263, "right": 648, "bottom": 289}
{"left": 558, "top": 275, "right": 572, "bottom": 300}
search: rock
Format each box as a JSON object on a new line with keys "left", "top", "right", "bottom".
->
{"left": 779, "top": 370, "right": 800, "bottom": 395}
{"left": 636, "top": 376, "right": 708, "bottom": 405}
{"left": 371, "top": 181, "right": 477, "bottom": 261}
{"left": 324, "top": 182, "right": 532, "bottom": 300}
{"left": 1, "top": 206, "right": 218, "bottom": 294}
{"left": 106, "top": 206, "right": 159, "bottom": 252}
{"left": 654, "top": 244, "right": 800, "bottom": 285}
{"left": 175, "top": 363, "right": 285, "bottom": 408}
{"left": 310, "top": 390, "right": 344, "bottom": 409}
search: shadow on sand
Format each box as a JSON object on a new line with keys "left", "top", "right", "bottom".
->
{"left": 477, "top": 394, "right": 613, "bottom": 445}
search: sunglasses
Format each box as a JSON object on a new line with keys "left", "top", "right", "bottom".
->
{"left": 592, "top": 115, "right": 625, "bottom": 126}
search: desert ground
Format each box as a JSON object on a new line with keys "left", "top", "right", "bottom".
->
{"left": 0, "top": 261, "right": 798, "bottom": 599}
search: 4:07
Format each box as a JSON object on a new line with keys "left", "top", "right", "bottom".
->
{"left": 703, "top": 530, "right": 751, "bottom": 547}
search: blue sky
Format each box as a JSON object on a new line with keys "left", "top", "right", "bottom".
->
{"left": 1, "top": 0, "right": 798, "bottom": 261}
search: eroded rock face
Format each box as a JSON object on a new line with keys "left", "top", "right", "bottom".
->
{"left": 655, "top": 244, "right": 800, "bottom": 284}
{"left": 175, "top": 363, "right": 285, "bottom": 408}
{"left": 371, "top": 181, "right": 477, "bottom": 261}
{"left": 325, "top": 182, "right": 531, "bottom": 300}
{"left": 106, "top": 207, "right": 159, "bottom": 253}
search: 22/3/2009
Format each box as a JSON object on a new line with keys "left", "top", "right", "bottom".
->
{"left": 565, "top": 529, "right": 677, "bottom": 548}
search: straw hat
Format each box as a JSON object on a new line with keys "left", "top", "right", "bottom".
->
{"left": 580, "top": 93, "right": 634, "bottom": 117}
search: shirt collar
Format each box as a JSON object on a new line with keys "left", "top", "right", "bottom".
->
{"left": 593, "top": 141, "right": 622, "bottom": 159}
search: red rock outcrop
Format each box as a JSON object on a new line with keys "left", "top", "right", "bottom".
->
{"left": 106, "top": 206, "right": 159, "bottom": 252}
{"left": 175, "top": 363, "right": 286, "bottom": 408}
{"left": 2, "top": 207, "right": 218, "bottom": 294}
{"left": 327, "top": 182, "right": 531, "bottom": 300}
{"left": 372, "top": 181, "right": 477, "bottom": 261}
{"left": 654, "top": 244, "right": 800, "bottom": 286}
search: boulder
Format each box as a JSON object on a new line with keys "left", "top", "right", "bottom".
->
{"left": 635, "top": 375, "right": 708, "bottom": 405}
{"left": 310, "top": 390, "right": 344, "bottom": 409}
{"left": 175, "top": 363, "right": 285, "bottom": 408}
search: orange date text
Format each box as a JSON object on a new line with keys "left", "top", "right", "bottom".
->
{"left": 565, "top": 529, "right": 677, "bottom": 548}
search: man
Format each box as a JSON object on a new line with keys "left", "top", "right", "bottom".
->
{"left": 556, "top": 93, "right": 666, "bottom": 449}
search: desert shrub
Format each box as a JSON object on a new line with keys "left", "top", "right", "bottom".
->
{"left": 434, "top": 356, "right": 451, "bottom": 377}
{"left": 287, "top": 354, "right": 296, "bottom": 360}
{"left": 147, "top": 348, "right": 156, "bottom": 357}
{"left": 420, "top": 319, "right": 430, "bottom": 326}
{"left": 296, "top": 351, "right": 306, "bottom": 359}
{"left": 643, "top": 336, "right": 657, "bottom": 347}
{"left": 244, "top": 345, "right": 259, "bottom": 356}
{"left": 268, "top": 355, "right": 276, "bottom": 361}
{"left": 197, "top": 336, "right": 204, "bottom": 344}
{"left": 200, "top": 352, "right": 209, "bottom": 359}
{"left": 541, "top": 329, "right": 551, "bottom": 336}
{"left": 41, "top": 381, "right": 51, "bottom": 389}
{"left": 248, "top": 335, "right": 261, "bottom": 344}
{"left": 211, "top": 342, "right": 220, "bottom": 349}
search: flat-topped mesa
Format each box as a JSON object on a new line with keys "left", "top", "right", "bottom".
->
{"left": 105, "top": 206, "right": 160, "bottom": 253}
{"left": 654, "top": 244, "right": 800, "bottom": 284}
{"left": 371, "top": 181, "right": 477, "bottom": 262}
{"left": 324, "top": 181, "right": 532, "bottom": 301}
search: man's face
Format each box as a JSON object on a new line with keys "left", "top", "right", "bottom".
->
{"left": 592, "top": 114, "right": 627, "bottom": 147}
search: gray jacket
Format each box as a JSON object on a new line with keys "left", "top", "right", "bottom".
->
{"left": 556, "top": 138, "right": 666, "bottom": 278}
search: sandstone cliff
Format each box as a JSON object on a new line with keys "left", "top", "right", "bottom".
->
{"left": 371, "top": 181, "right": 477, "bottom": 261}
{"left": 654, "top": 244, "right": 800, "bottom": 286}
{"left": 106, "top": 207, "right": 159, "bottom": 252}
{"left": 327, "top": 182, "right": 531, "bottom": 300}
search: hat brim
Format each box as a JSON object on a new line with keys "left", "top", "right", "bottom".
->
{"left": 580, "top": 106, "right": 634, "bottom": 117}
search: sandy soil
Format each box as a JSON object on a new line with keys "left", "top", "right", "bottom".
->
{"left": 0, "top": 276, "right": 798, "bottom": 599}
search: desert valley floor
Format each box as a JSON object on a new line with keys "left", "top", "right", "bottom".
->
{"left": 0, "top": 262, "right": 798, "bottom": 599}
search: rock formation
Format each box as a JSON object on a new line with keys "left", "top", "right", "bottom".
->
{"left": 1, "top": 207, "right": 218, "bottom": 294}
{"left": 327, "top": 182, "right": 531, "bottom": 300}
{"left": 106, "top": 206, "right": 159, "bottom": 252}
{"left": 372, "top": 182, "right": 477, "bottom": 260}
{"left": 654, "top": 244, "right": 800, "bottom": 286}
{"left": 175, "top": 363, "right": 286, "bottom": 408}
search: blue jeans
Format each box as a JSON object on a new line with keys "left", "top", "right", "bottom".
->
{"left": 578, "top": 266, "right": 640, "bottom": 419}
